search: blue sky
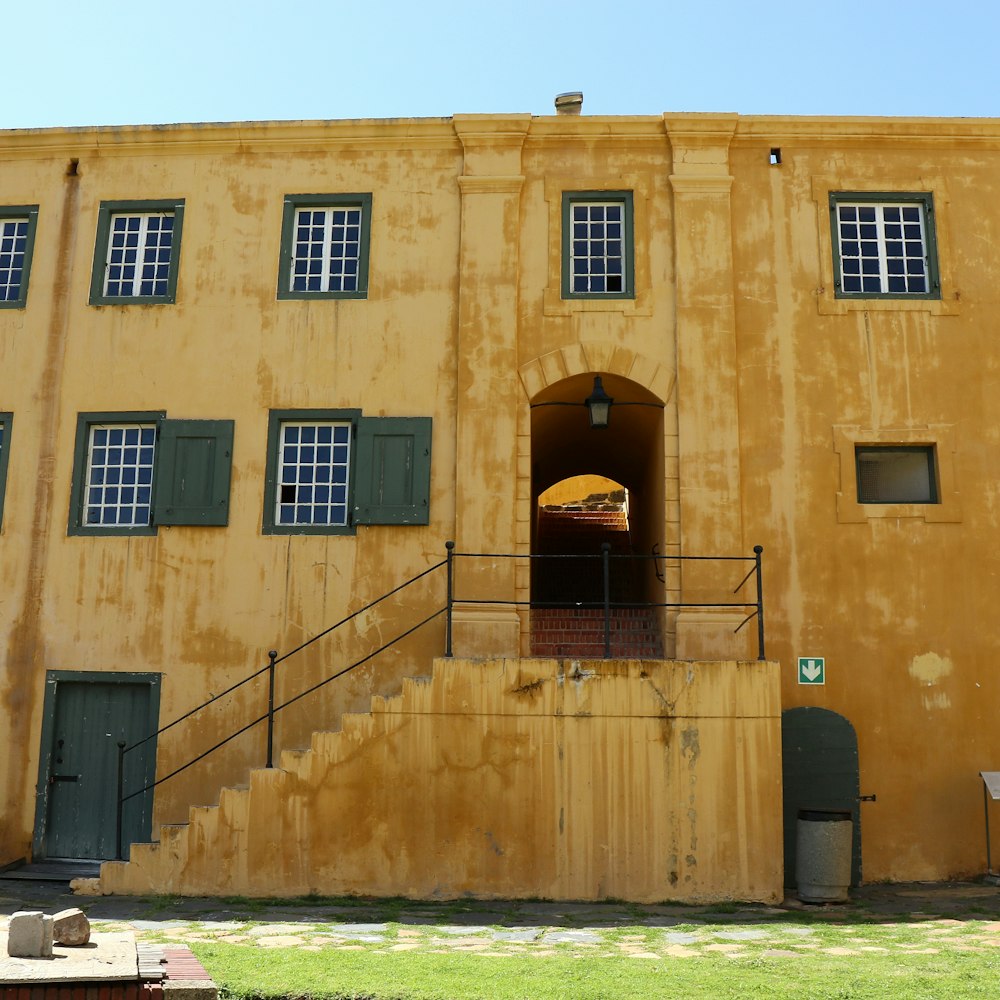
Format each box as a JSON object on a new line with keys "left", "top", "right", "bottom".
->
{"left": 8, "top": 1, "right": 999, "bottom": 129}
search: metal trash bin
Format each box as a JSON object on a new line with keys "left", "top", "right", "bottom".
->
{"left": 796, "top": 808, "right": 852, "bottom": 903}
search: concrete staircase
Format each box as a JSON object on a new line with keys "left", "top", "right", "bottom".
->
{"left": 97, "top": 654, "right": 785, "bottom": 904}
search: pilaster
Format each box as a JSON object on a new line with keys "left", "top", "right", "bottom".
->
{"left": 450, "top": 115, "right": 531, "bottom": 656}
{"left": 665, "top": 115, "right": 750, "bottom": 658}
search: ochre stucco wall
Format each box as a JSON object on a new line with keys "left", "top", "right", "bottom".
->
{"left": 1, "top": 112, "right": 998, "bottom": 889}
{"left": 101, "top": 657, "right": 784, "bottom": 903}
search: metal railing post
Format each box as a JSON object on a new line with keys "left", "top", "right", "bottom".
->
{"left": 115, "top": 741, "right": 126, "bottom": 860}
{"left": 601, "top": 542, "right": 611, "bottom": 658}
{"left": 445, "top": 540, "right": 455, "bottom": 657}
{"left": 266, "top": 650, "right": 277, "bottom": 768}
{"left": 754, "top": 545, "right": 765, "bottom": 661}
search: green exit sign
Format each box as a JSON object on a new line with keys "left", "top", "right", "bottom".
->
{"left": 798, "top": 657, "right": 825, "bottom": 685}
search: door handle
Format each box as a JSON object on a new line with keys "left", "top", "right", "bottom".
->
{"left": 49, "top": 774, "right": 80, "bottom": 784}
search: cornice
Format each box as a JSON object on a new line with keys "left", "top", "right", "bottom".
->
{"left": 669, "top": 174, "right": 735, "bottom": 194}
{"left": 0, "top": 117, "right": 461, "bottom": 159}
{"left": 4, "top": 113, "right": 1000, "bottom": 161}
{"left": 731, "top": 114, "right": 1000, "bottom": 148}
{"left": 457, "top": 175, "right": 525, "bottom": 194}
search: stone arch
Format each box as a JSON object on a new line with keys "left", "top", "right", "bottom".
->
{"left": 518, "top": 342, "right": 675, "bottom": 406}
{"left": 516, "top": 341, "right": 680, "bottom": 656}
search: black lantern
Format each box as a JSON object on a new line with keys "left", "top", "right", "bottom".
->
{"left": 584, "top": 376, "right": 614, "bottom": 429}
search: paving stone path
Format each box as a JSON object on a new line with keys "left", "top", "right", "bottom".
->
{"left": 2, "top": 880, "right": 999, "bottom": 963}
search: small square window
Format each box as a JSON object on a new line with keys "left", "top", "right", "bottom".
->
{"left": 562, "top": 191, "right": 634, "bottom": 299}
{"left": 0, "top": 206, "right": 39, "bottom": 309}
{"left": 90, "top": 200, "right": 184, "bottom": 305}
{"left": 830, "top": 193, "right": 938, "bottom": 299}
{"left": 856, "top": 446, "right": 938, "bottom": 504}
{"left": 278, "top": 194, "right": 372, "bottom": 300}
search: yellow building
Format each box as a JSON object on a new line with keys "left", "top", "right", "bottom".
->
{"left": 0, "top": 108, "right": 994, "bottom": 900}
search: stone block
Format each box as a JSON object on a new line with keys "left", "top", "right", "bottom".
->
{"left": 70, "top": 877, "right": 107, "bottom": 896}
{"left": 52, "top": 908, "right": 91, "bottom": 946}
{"left": 163, "top": 981, "right": 218, "bottom": 1000}
{"left": 7, "top": 911, "right": 53, "bottom": 958}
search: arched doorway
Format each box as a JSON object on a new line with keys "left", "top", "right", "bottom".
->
{"left": 529, "top": 371, "right": 666, "bottom": 657}
{"left": 781, "top": 707, "right": 863, "bottom": 888}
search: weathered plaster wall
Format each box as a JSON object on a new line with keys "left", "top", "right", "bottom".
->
{"left": 729, "top": 118, "right": 1000, "bottom": 879}
{"left": 0, "top": 120, "right": 465, "bottom": 858}
{"left": 101, "top": 657, "right": 784, "bottom": 903}
{"left": 2, "top": 112, "right": 999, "bottom": 887}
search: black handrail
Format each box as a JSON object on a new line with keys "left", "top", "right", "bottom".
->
{"left": 116, "top": 558, "right": 448, "bottom": 858}
{"left": 445, "top": 545, "right": 766, "bottom": 659}
{"left": 116, "top": 542, "right": 765, "bottom": 860}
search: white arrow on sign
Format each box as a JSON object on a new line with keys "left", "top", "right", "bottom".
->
{"left": 801, "top": 659, "right": 823, "bottom": 681}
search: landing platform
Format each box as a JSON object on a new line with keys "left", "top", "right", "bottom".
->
{"left": 0, "top": 931, "right": 137, "bottom": 984}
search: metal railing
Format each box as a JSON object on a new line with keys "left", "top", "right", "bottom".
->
{"left": 115, "top": 557, "right": 449, "bottom": 858}
{"left": 444, "top": 542, "right": 765, "bottom": 661}
{"left": 115, "top": 541, "right": 765, "bottom": 859}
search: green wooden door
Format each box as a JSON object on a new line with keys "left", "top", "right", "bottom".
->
{"left": 781, "top": 707, "right": 862, "bottom": 888}
{"left": 35, "top": 672, "right": 159, "bottom": 861}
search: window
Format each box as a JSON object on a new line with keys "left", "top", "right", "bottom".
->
{"left": 0, "top": 412, "right": 11, "bottom": 528}
{"left": 830, "top": 193, "right": 938, "bottom": 298}
{"left": 562, "top": 191, "right": 634, "bottom": 299}
{"left": 89, "top": 200, "right": 184, "bottom": 305}
{"left": 277, "top": 194, "right": 372, "bottom": 299}
{"left": 68, "top": 412, "right": 233, "bottom": 535}
{"left": 856, "top": 446, "right": 938, "bottom": 504}
{"left": 263, "top": 409, "right": 431, "bottom": 534}
{"left": 0, "top": 206, "right": 39, "bottom": 309}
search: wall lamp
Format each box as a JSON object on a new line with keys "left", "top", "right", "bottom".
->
{"left": 530, "top": 376, "right": 664, "bottom": 430}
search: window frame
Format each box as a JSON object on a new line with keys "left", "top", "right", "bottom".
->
{"left": 0, "top": 412, "right": 12, "bottom": 528}
{"left": 263, "top": 409, "right": 433, "bottom": 535}
{"left": 89, "top": 199, "right": 185, "bottom": 306}
{"left": 829, "top": 192, "right": 939, "bottom": 300}
{"left": 834, "top": 425, "right": 961, "bottom": 524}
{"left": 0, "top": 206, "right": 39, "bottom": 309}
{"left": 561, "top": 191, "right": 634, "bottom": 300}
{"left": 263, "top": 409, "right": 361, "bottom": 535}
{"left": 69, "top": 411, "right": 163, "bottom": 536}
{"left": 68, "top": 411, "right": 234, "bottom": 535}
{"left": 855, "top": 445, "right": 939, "bottom": 505}
{"left": 277, "top": 194, "right": 373, "bottom": 301}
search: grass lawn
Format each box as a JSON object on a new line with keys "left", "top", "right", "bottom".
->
{"left": 190, "top": 924, "right": 1000, "bottom": 1000}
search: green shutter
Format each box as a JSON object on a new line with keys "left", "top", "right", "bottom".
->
{"left": 353, "top": 417, "right": 431, "bottom": 525}
{"left": 154, "top": 419, "right": 234, "bottom": 526}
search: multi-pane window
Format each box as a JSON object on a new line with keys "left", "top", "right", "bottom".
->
{"left": 291, "top": 207, "right": 363, "bottom": 293}
{"left": 562, "top": 191, "right": 634, "bottom": 299}
{"left": 0, "top": 207, "right": 39, "bottom": 309}
{"left": 274, "top": 421, "right": 352, "bottom": 527}
{"left": 263, "top": 410, "right": 432, "bottom": 534}
{"left": 278, "top": 194, "right": 372, "bottom": 300}
{"left": 90, "top": 200, "right": 185, "bottom": 305}
{"left": 856, "top": 446, "right": 938, "bottom": 504}
{"left": 831, "top": 194, "right": 938, "bottom": 298}
{"left": 83, "top": 423, "right": 157, "bottom": 527}
{"left": 0, "top": 218, "right": 29, "bottom": 301}
{"left": 104, "top": 213, "right": 175, "bottom": 297}
{"left": 69, "top": 412, "right": 234, "bottom": 535}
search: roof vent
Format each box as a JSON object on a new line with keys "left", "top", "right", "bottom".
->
{"left": 555, "top": 92, "right": 583, "bottom": 115}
